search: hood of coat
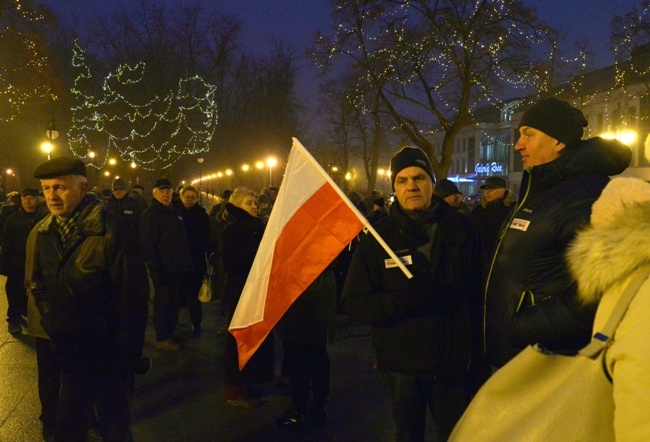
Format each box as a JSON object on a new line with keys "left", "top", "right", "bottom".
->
{"left": 479, "top": 188, "right": 516, "bottom": 209}
{"left": 521, "top": 137, "right": 631, "bottom": 197}
{"left": 567, "top": 177, "right": 650, "bottom": 305}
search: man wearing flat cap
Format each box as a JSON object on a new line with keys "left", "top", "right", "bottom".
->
{"left": 484, "top": 97, "right": 632, "bottom": 370}
{"left": 342, "top": 146, "right": 482, "bottom": 441}
{"left": 0, "top": 188, "right": 48, "bottom": 335}
{"left": 470, "top": 176, "right": 516, "bottom": 259}
{"left": 139, "top": 178, "right": 192, "bottom": 351}
{"left": 29, "top": 156, "right": 149, "bottom": 440}
{"left": 105, "top": 177, "right": 145, "bottom": 235}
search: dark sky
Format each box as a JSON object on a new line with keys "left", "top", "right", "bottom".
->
{"left": 40, "top": 0, "right": 643, "bottom": 112}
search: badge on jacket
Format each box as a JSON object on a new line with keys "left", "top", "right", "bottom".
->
{"left": 385, "top": 255, "right": 413, "bottom": 268}
{"left": 510, "top": 218, "right": 530, "bottom": 231}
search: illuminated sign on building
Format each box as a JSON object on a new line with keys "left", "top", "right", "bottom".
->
{"left": 475, "top": 162, "right": 504, "bottom": 174}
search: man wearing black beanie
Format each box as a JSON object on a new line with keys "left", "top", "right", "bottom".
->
{"left": 341, "top": 145, "right": 483, "bottom": 441}
{"left": 484, "top": 97, "right": 633, "bottom": 371}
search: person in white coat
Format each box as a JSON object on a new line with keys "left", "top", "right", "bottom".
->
{"left": 567, "top": 176, "right": 650, "bottom": 441}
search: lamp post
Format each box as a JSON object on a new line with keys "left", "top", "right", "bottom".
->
{"left": 266, "top": 157, "right": 277, "bottom": 187}
{"left": 41, "top": 142, "right": 53, "bottom": 160}
{"left": 241, "top": 164, "right": 250, "bottom": 186}
{"left": 197, "top": 156, "right": 204, "bottom": 205}
{"left": 44, "top": 100, "right": 59, "bottom": 160}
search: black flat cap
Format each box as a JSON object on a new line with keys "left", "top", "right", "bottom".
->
{"left": 21, "top": 187, "right": 40, "bottom": 197}
{"left": 154, "top": 178, "right": 172, "bottom": 189}
{"left": 33, "top": 156, "right": 86, "bottom": 179}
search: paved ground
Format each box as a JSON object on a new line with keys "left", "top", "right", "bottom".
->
{"left": 0, "top": 274, "right": 439, "bottom": 442}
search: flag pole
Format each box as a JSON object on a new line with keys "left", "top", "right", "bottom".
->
{"left": 291, "top": 138, "right": 413, "bottom": 279}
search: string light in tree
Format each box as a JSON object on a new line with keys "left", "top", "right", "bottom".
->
{"left": 67, "top": 42, "right": 218, "bottom": 171}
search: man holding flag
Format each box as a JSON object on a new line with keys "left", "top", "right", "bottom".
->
{"left": 341, "top": 146, "right": 483, "bottom": 442}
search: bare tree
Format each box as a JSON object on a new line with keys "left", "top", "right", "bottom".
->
{"left": 313, "top": 0, "right": 556, "bottom": 180}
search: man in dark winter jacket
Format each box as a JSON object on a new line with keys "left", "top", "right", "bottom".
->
{"left": 0, "top": 188, "right": 48, "bottom": 334}
{"left": 30, "top": 157, "right": 149, "bottom": 441}
{"left": 105, "top": 178, "right": 144, "bottom": 235}
{"left": 470, "top": 176, "right": 515, "bottom": 259}
{"left": 484, "top": 97, "right": 632, "bottom": 369}
{"left": 342, "top": 146, "right": 482, "bottom": 442}
{"left": 139, "top": 178, "right": 192, "bottom": 351}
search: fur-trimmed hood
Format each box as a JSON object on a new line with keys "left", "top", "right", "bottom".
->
{"left": 567, "top": 178, "right": 650, "bottom": 305}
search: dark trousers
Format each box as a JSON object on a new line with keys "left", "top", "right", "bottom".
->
{"left": 282, "top": 340, "right": 330, "bottom": 411}
{"left": 55, "top": 365, "right": 133, "bottom": 442}
{"left": 179, "top": 270, "right": 203, "bottom": 327}
{"left": 5, "top": 271, "right": 27, "bottom": 322}
{"left": 382, "top": 371, "right": 469, "bottom": 442}
{"left": 36, "top": 338, "right": 60, "bottom": 439}
{"left": 152, "top": 274, "right": 181, "bottom": 342}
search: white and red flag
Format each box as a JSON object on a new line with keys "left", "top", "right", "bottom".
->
{"left": 229, "top": 138, "right": 412, "bottom": 369}
{"left": 228, "top": 138, "right": 368, "bottom": 369}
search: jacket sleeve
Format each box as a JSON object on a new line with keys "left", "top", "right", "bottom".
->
{"left": 109, "top": 218, "right": 150, "bottom": 367}
{"left": 341, "top": 232, "right": 416, "bottom": 325}
{"left": 220, "top": 223, "right": 261, "bottom": 272}
{"left": 139, "top": 208, "right": 162, "bottom": 276}
{"left": 509, "top": 196, "right": 597, "bottom": 352}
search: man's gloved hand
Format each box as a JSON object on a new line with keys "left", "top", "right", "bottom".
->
{"left": 393, "top": 272, "right": 434, "bottom": 313}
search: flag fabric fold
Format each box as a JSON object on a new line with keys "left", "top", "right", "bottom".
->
{"left": 229, "top": 138, "right": 367, "bottom": 369}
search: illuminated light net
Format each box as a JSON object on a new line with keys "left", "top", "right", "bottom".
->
{"left": 68, "top": 43, "right": 218, "bottom": 171}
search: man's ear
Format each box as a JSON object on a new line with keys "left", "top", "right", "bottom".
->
{"left": 554, "top": 141, "right": 567, "bottom": 153}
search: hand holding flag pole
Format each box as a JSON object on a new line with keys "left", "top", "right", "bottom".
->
{"left": 229, "top": 138, "right": 411, "bottom": 370}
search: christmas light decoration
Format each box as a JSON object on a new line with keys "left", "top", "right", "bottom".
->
{"left": 67, "top": 42, "right": 218, "bottom": 171}
{"left": 0, "top": 0, "right": 50, "bottom": 122}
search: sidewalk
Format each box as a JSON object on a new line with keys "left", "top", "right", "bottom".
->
{"left": 0, "top": 275, "right": 416, "bottom": 441}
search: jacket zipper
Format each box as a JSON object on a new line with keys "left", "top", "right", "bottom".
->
{"left": 482, "top": 169, "right": 533, "bottom": 352}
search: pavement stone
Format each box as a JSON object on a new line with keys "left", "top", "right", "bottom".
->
{"left": 0, "top": 275, "right": 435, "bottom": 441}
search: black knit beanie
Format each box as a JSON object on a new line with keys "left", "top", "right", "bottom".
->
{"left": 518, "top": 98, "right": 588, "bottom": 145}
{"left": 389, "top": 146, "right": 435, "bottom": 189}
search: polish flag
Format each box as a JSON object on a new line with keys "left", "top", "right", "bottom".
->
{"left": 229, "top": 138, "right": 367, "bottom": 369}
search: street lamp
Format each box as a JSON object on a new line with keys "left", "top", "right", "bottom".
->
{"left": 41, "top": 142, "right": 53, "bottom": 160}
{"left": 197, "top": 156, "right": 204, "bottom": 204}
{"left": 241, "top": 164, "right": 250, "bottom": 186}
{"left": 266, "top": 157, "right": 277, "bottom": 187}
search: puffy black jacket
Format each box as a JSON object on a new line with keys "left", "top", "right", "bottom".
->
{"left": 485, "top": 137, "right": 631, "bottom": 368}
{"left": 342, "top": 197, "right": 482, "bottom": 380}
{"left": 105, "top": 194, "right": 144, "bottom": 235}
{"left": 31, "top": 196, "right": 149, "bottom": 370}
{"left": 139, "top": 199, "right": 192, "bottom": 278}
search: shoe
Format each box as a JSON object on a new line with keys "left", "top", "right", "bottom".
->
{"left": 134, "top": 356, "right": 152, "bottom": 374}
{"left": 275, "top": 408, "right": 308, "bottom": 427}
{"left": 8, "top": 321, "right": 22, "bottom": 335}
{"left": 226, "top": 397, "right": 262, "bottom": 408}
{"left": 155, "top": 339, "right": 180, "bottom": 351}
{"left": 191, "top": 324, "right": 202, "bottom": 337}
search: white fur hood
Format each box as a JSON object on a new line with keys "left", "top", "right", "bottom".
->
{"left": 567, "top": 178, "right": 650, "bottom": 305}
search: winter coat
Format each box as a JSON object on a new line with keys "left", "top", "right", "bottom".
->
{"left": 219, "top": 202, "right": 265, "bottom": 318}
{"left": 180, "top": 203, "right": 210, "bottom": 276}
{"left": 219, "top": 202, "right": 273, "bottom": 386}
{"left": 0, "top": 206, "right": 48, "bottom": 275}
{"left": 484, "top": 137, "right": 631, "bottom": 368}
{"left": 105, "top": 194, "right": 144, "bottom": 235}
{"left": 342, "top": 196, "right": 482, "bottom": 380}
{"left": 139, "top": 199, "right": 192, "bottom": 278}
{"left": 275, "top": 266, "right": 337, "bottom": 346}
{"left": 30, "top": 195, "right": 149, "bottom": 371}
{"left": 567, "top": 177, "right": 650, "bottom": 441}
{"left": 470, "top": 190, "right": 516, "bottom": 259}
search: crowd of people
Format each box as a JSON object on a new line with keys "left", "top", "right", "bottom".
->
{"left": 0, "top": 96, "right": 647, "bottom": 441}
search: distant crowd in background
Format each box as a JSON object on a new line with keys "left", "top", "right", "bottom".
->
{"left": 1, "top": 96, "right": 648, "bottom": 442}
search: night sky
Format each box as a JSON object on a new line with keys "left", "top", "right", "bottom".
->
{"left": 39, "top": 0, "right": 643, "bottom": 111}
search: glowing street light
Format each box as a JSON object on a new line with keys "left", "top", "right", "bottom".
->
{"left": 41, "top": 142, "right": 53, "bottom": 160}
{"left": 197, "top": 156, "right": 204, "bottom": 204}
{"left": 266, "top": 157, "right": 277, "bottom": 187}
{"left": 108, "top": 158, "right": 117, "bottom": 166}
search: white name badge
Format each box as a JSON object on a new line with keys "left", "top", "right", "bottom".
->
{"left": 510, "top": 218, "right": 531, "bottom": 231}
{"left": 385, "top": 255, "right": 413, "bottom": 268}
{"left": 124, "top": 210, "right": 134, "bottom": 214}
